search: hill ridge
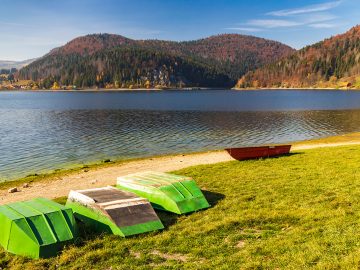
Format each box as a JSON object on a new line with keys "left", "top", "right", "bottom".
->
{"left": 236, "top": 25, "right": 360, "bottom": 89}
{"left": 18, "top": 33, "right": 294, "bottom": 89}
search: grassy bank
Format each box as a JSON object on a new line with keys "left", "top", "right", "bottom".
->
{"left": 0, "top": 159, "right": 122, "bottom": 190}
{"left": 2, "top": 145, "right": 360, "bottom": 269}
{"left": 2, "top": 132, "right": 360, "bottom": 191}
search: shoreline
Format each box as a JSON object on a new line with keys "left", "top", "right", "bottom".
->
{"left": 2, "top": 132, "right": 360, "bottom": 204}
{"left": 0, "top": 87, "right": 222, "bottom": 92}
{"left": 2, "top": 87, "right": 360, "bottom": 92}
{"left": 232, "top": 87, "right": 360, "bottom": 91}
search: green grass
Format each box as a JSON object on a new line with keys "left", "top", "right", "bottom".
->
{"left": 2, "top": 145, "right": 360, "bottom": 269}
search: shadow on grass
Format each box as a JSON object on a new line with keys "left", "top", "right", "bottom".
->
{"left": 156, "top": 211, "right": 179, "bottom": 228}
{"left": 267, "top": 152, "right": 303, "bottom": 159}
{"left": 155, "top": 190, "right": 225, "bottom": 228}
{"left": 202, "top": 190, "right": 226, "bottom": 207}
{"left": 73, "top": 219, "right": 105, "bottom": 245}
{"left": 229, "top": 152, "right": 303, "bottom": 161}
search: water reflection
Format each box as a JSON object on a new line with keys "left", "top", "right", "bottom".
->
{"left": 2, "top": 108, "right": 360, "bottom": 181}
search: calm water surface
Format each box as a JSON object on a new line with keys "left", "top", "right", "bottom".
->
{"left": 1, "top": 89, "right": 360, "bottom": 181}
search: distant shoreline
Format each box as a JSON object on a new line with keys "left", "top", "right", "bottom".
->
{"left": 232, "top": 87, "right": 360, "bottom": 91}
{"left": 2, "top": 87, "right": 360, "bottom": 92}
{"left": 0, "top": 87, "right": 225, "bottom": 92}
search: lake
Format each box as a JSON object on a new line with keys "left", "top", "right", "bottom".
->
{"left": 1, "top": 89, "right": 360, "bottom": 182}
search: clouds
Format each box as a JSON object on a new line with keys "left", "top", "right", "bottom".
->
{"left": 246, "top": 19, "right": 302, "bottom": 29}
{"left": 0, "top": 21, "right": 28, "bottom": 27}
{"left": 227, "top": 1, "right": 343, "bottom": 32}
{"left": 308, "top": 23, "right": 337, "bottom": 29}
{"left": 267, "top": 1, "right": 342, "bottom": 16}
{"left": 225, "top": 27, "right": 262, "bottom": 32}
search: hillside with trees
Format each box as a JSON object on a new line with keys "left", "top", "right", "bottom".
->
{"left": 236, "top": 25, "right": 360, "bottom": 89}
{"left": 20, "top": 47, "right": 233, "bottom": 89}
{"left": 18, "top": 33, "right": 294, "bottom": 89}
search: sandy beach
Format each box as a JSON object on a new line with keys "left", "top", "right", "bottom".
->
{"left": 2, "top": 133, "right": 360, "bottom": 204}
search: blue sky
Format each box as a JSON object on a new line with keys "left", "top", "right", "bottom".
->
{"left": 0, "top": 0, "right": 359, "bottom": 60}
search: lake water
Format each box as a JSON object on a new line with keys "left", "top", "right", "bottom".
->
{"left": 1, "top": 89, "right": 360, "bottom": 182}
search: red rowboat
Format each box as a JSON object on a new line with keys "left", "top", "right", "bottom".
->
{"left": 268, "top": 145, "right": 292, "bottom": 157}
{"left": 225, "top": 145, "right": 291, "bottom": 160}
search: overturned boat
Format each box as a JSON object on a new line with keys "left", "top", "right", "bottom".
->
{"left": 116, "top": 171, "right": 210, "bottom": 214}
{"left": 66, "top": 186, "right": 164, "bottom": 237}
{"left": 0, "top": 198, "right": 78, "bottom": 259}
{"left": 225, "top": 145, "right": 291, "bottom": 160}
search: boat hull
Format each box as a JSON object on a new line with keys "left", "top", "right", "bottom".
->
{"left": 116, "top": 171, "right": 210, "bottom": 214}
{"left": 226, "top": 145, "right": 291, "bottom": 160}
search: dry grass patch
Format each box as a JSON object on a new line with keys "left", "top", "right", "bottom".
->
{"left": 151, "top": 250, "right": 188, "bottom": 262}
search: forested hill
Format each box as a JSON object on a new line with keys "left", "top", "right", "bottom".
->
{"left": 18, "top": 33, "right": 294, "bottom": 89}
{"left": 236, "top": 25, "right": 360, "bottom": 89}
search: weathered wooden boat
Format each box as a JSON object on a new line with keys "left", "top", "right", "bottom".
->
{"left": 225, "top": 145, "right": 291, "bottom": 160}
{"left": 66, "top": 186, "right": 164, "bottom": 237}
